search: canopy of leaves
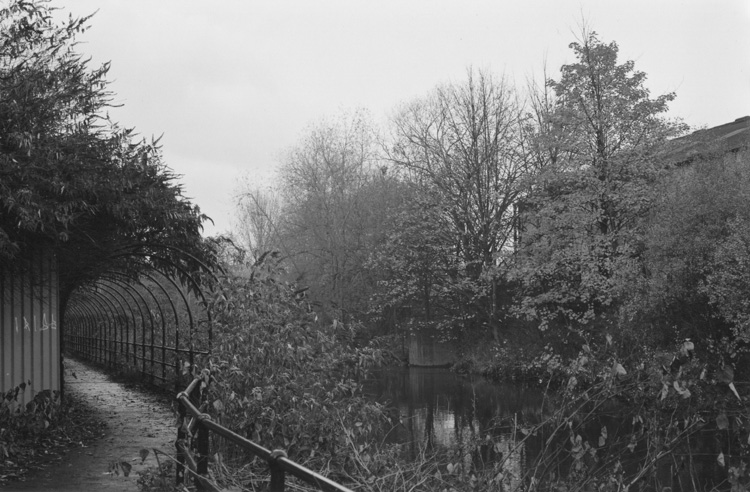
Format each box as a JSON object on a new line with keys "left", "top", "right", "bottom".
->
{"left": 512, "top": 31, "right": 684, "bottom": 332}
{"left": 0, "top": 1, "right": 215, "bottom": 304}
{"left": 368, "top": 189, "right": 462, "bottom": 321}
{"left": 207, "top": 257, "right": 388, "bottom": 474}
{"left": 638, "top": 149, "right": 750, "bottom": 344}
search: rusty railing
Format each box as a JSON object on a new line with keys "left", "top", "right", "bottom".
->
{"left": 176, "top": 371, "right": 354, "bottom": 492}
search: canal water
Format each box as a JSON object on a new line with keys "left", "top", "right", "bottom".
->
{"left": 364, "top": 366, "right": 546, "bottom": 489}
{"left": 365, "top": 367, "right": 545, "bottom": 449}
{"left": 365, "top": 366, "right": 727, "bottom": 491}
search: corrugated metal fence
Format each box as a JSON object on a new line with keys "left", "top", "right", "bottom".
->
{"left": 0, "top": 250, "right": 61, "bottom": 404}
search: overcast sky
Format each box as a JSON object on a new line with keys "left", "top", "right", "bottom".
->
{"left": 59, "top": 1, "right": 750, "bottom": 237}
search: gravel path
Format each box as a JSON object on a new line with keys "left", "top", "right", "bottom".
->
{"left": 4, "top": 357, "right": 178, "bottom": 492}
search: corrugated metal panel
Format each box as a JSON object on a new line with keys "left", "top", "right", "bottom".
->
{"left": 0, "top": 250, "right": 60, "bottom": 404}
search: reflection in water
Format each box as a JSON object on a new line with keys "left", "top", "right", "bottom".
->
{"left": 367, "top": 367, "right": 544, "bottom": 448}
{"left": 365, "top": 367, "right": 728, "bottom": 491}
{"left": 365, "top": 367, "right": 543, "bottom": 487}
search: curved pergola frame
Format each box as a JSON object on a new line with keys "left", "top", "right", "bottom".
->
{"left": 62, "top": 245, "right": 219, "bottom": 388}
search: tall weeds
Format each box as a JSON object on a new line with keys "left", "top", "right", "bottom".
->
{"left": 187, "top": 256, "right": 749, "bottom": 491}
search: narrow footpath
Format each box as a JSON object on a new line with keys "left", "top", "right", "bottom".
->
{"left": 4, "top": 357, "right": 177, "bottom": 492}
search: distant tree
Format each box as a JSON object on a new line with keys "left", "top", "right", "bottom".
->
{"left": 386, "top": 69, "right": 529, "bottom": 339}
{"left": 0, "top": 1, "right": 214, "bottom": 308}
{"left": 274, "top": 110, "right": 400, "bottom": 320}
{"left": 233, "top": 182, "right": 282, "bottom": 260}
{"left": 512, "top": 31, "right": 684, "bottom": 334}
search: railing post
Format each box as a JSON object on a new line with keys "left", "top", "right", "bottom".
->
{"left": 192, "top": 369, "right": 210, "bottom": 491}
{"left": 269, "top": 450, "right": 288, "bottom": 492}
{"left": 195, "top": 416, "right": 209, "bottom": 491}
{"left": 176, "top": 394, "right": 187, "bottom": 486}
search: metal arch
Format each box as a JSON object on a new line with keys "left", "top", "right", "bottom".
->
{"left": 92, "top": 282, "right": 139, "bottom": 366}
{"left": 77, "top": 289, "right": 117, "bottom": 364}
{"left": 87, "top": 288, "right": 123, "bottom": 367}
{"left": 99, "top": 268, "right": 212, "bottom": 385}
{"left": 132, "top": 275, "right": 169, "bottom": 382}
{"left": 69, "top": 292, "right": 114, "bottom": 364}
{"left": 73, "top": 283, "right": 136, "bottom": 366}
{"left": 94, "top": 279, "right": 146, "bottom": 369}
{"left": 106, "top": 251, "right": 211, "bottom": 359}
{"left": 82, "top": 281, "right": 134, "bottom": 368}
{"left": 126, "top": 268, "right": 195, "bottom": 373}
{"left": 68, "top": 303, "right": 94, "bottom": 358}
{"left": 94, "top": 280, "right": 151, "bottom": 374}
{"left": 61, "top": 243, "right": 220, "bottom": 386}
{"left": 65, "top": 300, "right": 96, "bottom": 357}
{"left": 99, "top": 281, "right": 134, "bottom": 367}
{"left": 110, "top": 242, "right": 221, "bottom": 361}
{"left": 142, "top": 267, "right": 197, "bottom": 369}
{"left": 68, "top": 303, "right": 97, "bottom": 356}
{"left": 139, "top": 271, "right": 181, "bottom": 382}
{"left": 71, "top": 293, "right": 110, "bottom": 364}
{"left": 79, "top": 288, "right": 122, "bottom": 366}
{"left": 66, "top": 300, "right": 87, "bottom": 348}
{"left": 102, "top": 272, "right": 168, "bottom": 379}
{"left": 108, "top": 250, "right": 212, "bottom": 305}
{"left": 65, "top": 303, "right": 90, "bottom": 356}
{"left": 105, "top": 278, "right": 156, "bottom": 377}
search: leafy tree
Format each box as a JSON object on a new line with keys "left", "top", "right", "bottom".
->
{"left": 705, "top": 213, "right": 750, "bottom": 345}
{"left": 0, "top": 1, "right": 214, "bottom": 309}
{"left": 387, "top": 69, "right": 529, "bottom": 339}
{"left": 207, "top": 257, "right": 388, "bottom": 477}
{"left": 368, "top": 188, "right": 463, "bottom": 324}
{"left": 639, "top": 149, "right": 750, "bottom": 346}
{"left": 512, "top": 31, "right": 684, "bottom": 334}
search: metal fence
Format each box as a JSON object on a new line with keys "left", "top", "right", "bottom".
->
{"left": 176, "top": 371, "right": 354, "bottom": 492}
{"left": 63, "top": 271, "right": 210, "bottom": 389}
{"left": 64, "top": 268, "right": 356, "bottom": 491}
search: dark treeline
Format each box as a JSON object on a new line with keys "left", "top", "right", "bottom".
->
{"left": 235, "top": 30, "right": 749, "bottom": 380}
{"left": 227, "top": 30, "right": 750, "bottom": 490}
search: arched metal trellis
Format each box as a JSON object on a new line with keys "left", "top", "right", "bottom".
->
{"left": 62, "top": 250, "right": 216, "bottom": 389}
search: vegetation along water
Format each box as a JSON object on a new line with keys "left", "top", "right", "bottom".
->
{"left": 1, "top": 1, "right": 750, "bottom": 490}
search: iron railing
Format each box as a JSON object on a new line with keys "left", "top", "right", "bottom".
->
{"left": 176, "top": 371, "right": 354, "bottom": 492}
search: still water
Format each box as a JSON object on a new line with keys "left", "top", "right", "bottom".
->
{"left": 365, "top": 367, "right": 726, "bottom": 491}
{"left": 365, "top": 367, "right": 545, "bottom": 450}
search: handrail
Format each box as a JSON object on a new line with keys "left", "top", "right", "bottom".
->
{"left": 176, "top": 374, "right": 355, "bottom": 492}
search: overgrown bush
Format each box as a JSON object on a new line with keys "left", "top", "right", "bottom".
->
{"left": 1, "top": 381, "right": 106, "bottom": 485}
{"left": 1, "top": 383, "right": 59, "bottom": 460}
{"left": 205, "top": 255, "right": 392, "bottom": 483}
{"left": 492, "top": 334, "right": 750, "bottom": 491}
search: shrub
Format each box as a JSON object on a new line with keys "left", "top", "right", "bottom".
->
{"left": 205, "top": 256, "right": 391, "bottom": 480}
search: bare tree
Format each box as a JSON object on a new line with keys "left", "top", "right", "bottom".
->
{"left": 275, "top": 110, "right": 399, "bottom": 320}
{"left": 386, "top": 69, "right": 531, "bottom": 339}
{"left": 234, "top": 182, "right": 282, "bottom": 260}
{"left": 389, "top": 69, "right": 528, "bottom": 273}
